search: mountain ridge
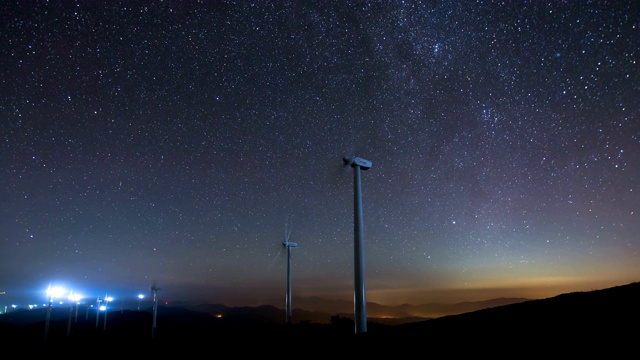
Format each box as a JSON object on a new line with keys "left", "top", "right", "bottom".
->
{"left": 184, "top": 295, "right": 532, "bottom": 323}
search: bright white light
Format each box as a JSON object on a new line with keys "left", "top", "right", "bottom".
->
{"left": 69, "top": 293, "right": 83, "bottom": 303}
{"left": 46, "top": 286, "right": 67, "bottom": 299}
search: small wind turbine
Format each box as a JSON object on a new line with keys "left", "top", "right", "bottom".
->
{"left": 282, "top": 222, "right": 297, "bottom": 325}
{"left": 151, "top": 282, "right": 161, "bottom": 338}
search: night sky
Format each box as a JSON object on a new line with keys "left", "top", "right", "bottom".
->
{"left": 2, "top": 1, "right": 639, "bottom": 311}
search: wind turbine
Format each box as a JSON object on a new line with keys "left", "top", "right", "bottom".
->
{"left": 282, "top": 223, "right": 298, "bottom": 325}
{"left": 343, "top": 155, "right": 372, "bottom": 335}
{"left": 95, "top": 296, "right": 102, "bottom": 328}
{"left": 151, "top": 282, "right": 161, "bottom": 338}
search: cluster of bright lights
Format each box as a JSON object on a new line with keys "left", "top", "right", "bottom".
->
{"left": 42, "top": 286, "right": 85, "bottom": 306}
{"left": 98, "top": 296, "right": 113, "bottom": 311}
{"left": 3, "top": 286, "right": 149, "bottom": 311}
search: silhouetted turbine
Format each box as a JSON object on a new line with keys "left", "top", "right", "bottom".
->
{"left": 283, "top": 224, "right": 297, "bottom": 325}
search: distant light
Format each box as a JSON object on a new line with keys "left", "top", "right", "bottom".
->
{"left": 46, "top": 286, "right": 67, "bottom": 299}
{"left": 69, "top": 293, "right": 82, "bottom": 303}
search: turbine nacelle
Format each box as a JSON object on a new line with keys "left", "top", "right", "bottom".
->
{"left": 343, "top": 156, "right": 372, "bottom": 170}
{"left": 283, "top": 241, "right": 298, "bottom": 247}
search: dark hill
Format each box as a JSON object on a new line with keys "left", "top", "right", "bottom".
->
{"left": 392, "top": 281, "right": 640, "bottom": 333}
{"left": 374, "top": 281, "right": 640, "bottom": 353}
{"left": 2, "top": 282, "right": 638, "bottom": 355}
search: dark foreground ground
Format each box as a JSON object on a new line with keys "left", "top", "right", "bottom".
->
{"left": 2, "top": 282, "right": 639, "bottom": 356}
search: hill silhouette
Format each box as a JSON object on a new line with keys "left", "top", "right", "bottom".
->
{"left": 2, "top": 282, "right": 638, "bottom": 355}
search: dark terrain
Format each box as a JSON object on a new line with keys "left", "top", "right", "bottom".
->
{"left": 2, "top": 282, "right": 638, "bottom": 355}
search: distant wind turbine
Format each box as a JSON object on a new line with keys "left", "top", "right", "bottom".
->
{"left": 282, "top": 222, "right": 298, "bottom": 325}
{"left": 151, "top": 282, "right": 161, "bottom": 338}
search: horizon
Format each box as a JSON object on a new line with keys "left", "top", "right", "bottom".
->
{"left": 3, "top": 279, "right": 636, "bottom": 314}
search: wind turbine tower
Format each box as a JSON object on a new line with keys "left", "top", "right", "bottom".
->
{"left": 343, "top": 155, "right": 372, "bottom": 335}
{"left": 283, "top": 225, "right": 297, "bottom": 325}
{"left": 151, "top": 284, "right": 160, "bottom": 338}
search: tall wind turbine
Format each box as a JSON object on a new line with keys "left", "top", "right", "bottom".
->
{"left": 343, "top": 155, "right": 372, "bottom": 335}
{"left": 283, "top": 223, "right": 297, "bottom": 325}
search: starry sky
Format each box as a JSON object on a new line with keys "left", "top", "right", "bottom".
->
{"left": 2, "top": 0, "right": 639, "bottom": 311}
